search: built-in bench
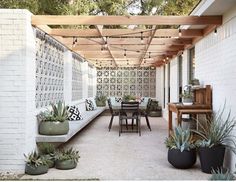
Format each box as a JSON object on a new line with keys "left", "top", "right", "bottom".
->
{"left": 36, "top": 101, "right": 106, "bottom": 143}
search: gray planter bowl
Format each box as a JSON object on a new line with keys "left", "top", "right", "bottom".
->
{"left": 39, "top": 120, "right": 69, "bottom": 135}
{"left": 55, "top": 159, "right": 77, "bottom": 170}
{"left": 149, "top": 111, "right": 162, "bottom": 117}
{"left": 25, "top": 164, "right": 48, "bottom": 175}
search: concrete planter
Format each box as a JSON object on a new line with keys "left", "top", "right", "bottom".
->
{"left": 148, "top": 110, "right": 162, "bottom": 117}
{"left": 96, "top": 101, "right": 106, "bottom": 107}
{"left": 25, "top": 164, "right": 48, "bottom": 175}
{"left": 55, "top": 159, "right": 77, "bottom": 170}
{"left": 39, "top": 120, "right": 69, "bottom": 135}
{"left": 182, "top": 98, "right": 193, "bottom": 105}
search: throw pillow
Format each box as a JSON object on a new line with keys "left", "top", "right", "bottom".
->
{"left": 115, "top": 97, "right": 122, "bottom": 103}
{"left": 67, "top": 106, "right": 83, "bottom": 121}
{"left": 86, "top": 99, "right": 95, "bottom": 111}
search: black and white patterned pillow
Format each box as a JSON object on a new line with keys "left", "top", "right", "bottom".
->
{"left": 140, "top": 97, "right": 145, "bottom": 103}
{"left": 67, "top": 106, "right": 83, "bottom": 121}
{"left": 86, "top": 99, "right": 95, "bottom": 111}
{"left": 115, "top": 97, "right": 122, "bottom": 103}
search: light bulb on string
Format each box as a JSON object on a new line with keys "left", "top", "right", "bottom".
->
{"left": 214, "top": 28, "right": 217, "bottom": 36}
{"left": 178, "top": 29, "right": 182, "bottom": 37}
{"left": 104, "top": 36, "right": 108, "bottom": 49}
{"left": 124, "top": 49, "right": 127, "bottom": 58}
{"left": 149, "top": 52, "right": 151, "bottom": 59}
{"left": 140, "top": 32, "right": 144, "bottom": 44}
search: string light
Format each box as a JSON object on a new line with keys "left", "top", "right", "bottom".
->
{"left": 104, "top": 36, "right": 108, "bottom": 49}
{"left": 166, "top": 56, "right": 169, "bottom": 60}
{"left": 127, "top": 59, "right": 129, "bottom": 65}
{"left": 149, "top": 52, "right": 151, "bottom": 59}
{"left": 178, "top": 29, "right": 182, "bottom": 37}
{"left": 72, "top": 36, "right": 77, "bottom": 47}
{"left": 124, "top": 49, "right": 127, "bottom": 58}
{"left": 214, "top": 28, "right": 217, "bottom": 35}
{"left": 95, "top": 59, "right": 98, "bottom": 65}
{"left": 140, "top": 32, "right": 144, "bottom": 44}
{"left": 144, "top": 58, "right": 146, "bottom": 63}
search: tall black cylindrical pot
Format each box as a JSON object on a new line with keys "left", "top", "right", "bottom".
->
{"left": 199, "top": 145, "right": 225, "bottom": 174}
{"left": 168, "top": 148, "right": 196, "bottom": 169}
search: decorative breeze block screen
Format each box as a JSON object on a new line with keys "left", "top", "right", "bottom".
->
{"left": 35, "top": 30, "right": 65, "bottom": 108}
{"left": 96, "top": 67, "right": 156, "bottom": 97}
{"left": 88, "top": 65, "right": 94, "bottom": 97}
{"left": 72, "top": 53, "right": 83, "bottom": 101}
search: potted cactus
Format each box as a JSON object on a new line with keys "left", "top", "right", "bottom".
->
{"left": 38, "top": 101, "right": 69, "bottom": 135}
{"left": 38, "top": 143, "right": 56, "bottom": 168}
{"left": 55, "top": 148, "right": 80, "bottom": 170}
{"left": 24, "top": 151, "right": 48, "bottom": 175}
{"left": 209, "top": 168, "right": 235, "bottom": 181}
{"left": 165, "top": 126, "right": 196, "bottom": 169}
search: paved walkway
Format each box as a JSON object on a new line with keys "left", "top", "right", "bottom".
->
{"left": 22, "top": 116, "right": 211, "bottom": 180}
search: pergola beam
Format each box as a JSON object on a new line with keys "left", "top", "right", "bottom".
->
{"left": 32, "top": 15, "right": 222, "bottom": 26}
{"left": 50, "top": 28, "right": 203, "bottom": 37}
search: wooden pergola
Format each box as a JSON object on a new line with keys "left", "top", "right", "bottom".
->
{"left": 31, "top": 15, "right": 222, "bottom": 67}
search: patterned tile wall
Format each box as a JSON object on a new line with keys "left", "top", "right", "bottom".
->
{"left": 96, "top": 67, "right": 156, "bottom": 97}
{"left": 35, "top": 30, "right": 65, "bottom": 108}
{"left": 72, "top": 53, "right": 83, "bottom": 101}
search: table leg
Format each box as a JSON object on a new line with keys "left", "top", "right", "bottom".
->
{"left": 177, "top": 112, "right": 182, "bottom": 126}
{"left": 168, "top": 110, "right": 172, "bottom": 135}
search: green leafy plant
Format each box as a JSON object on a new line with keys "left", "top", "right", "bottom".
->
{"left": 38, "top": 143, "right": 56, "bottom": 155}
{"left": 180, "top": 90, "right": 193, "bottom": 99}
{"left": 24, "top": 151, "right": 47, "bottom": 167}
{"left": 148, "top": 100, "right": 161, "bottom": 111}
{"left": 165, "top": 126, "right": 195, "bottom": 152}
{"left": 95, "top": 94, "right": 107, "bottom": 106}
{"left": 189, "top": 78, "right": 200, "bottom": 86}
{"left": 210, "top": 168, "right": 235, "bottom": 180}
{"left": 55, "top": 148, "right": 80, "bottom": 163}
{"left": 123, "top": 94, "right": 136, "bottom": 102}
{"left": 192, "top": 106, "right": 236, "bottom": 152}
{"left": 37, "top": 101, "right": 68, "bottom": 122}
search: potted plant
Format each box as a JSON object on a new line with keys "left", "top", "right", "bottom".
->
{"left": 193, "top": 107, "right": 236, "bottom": 174}
{"left": 55, "top": 148, "right": 80, "bottom": 170}
{"left": 24, "top": 151, "right": 48, "bottom": 175}
{"left": 38, "top": 101, "right": 69, "bottom": 135}
{"left": 147, "top": 100, "right": 162, "bottom": 117}
{"left": 123, "top": 94, "right": 136, "bottom": 102}
{"left": 209, "top": 168, "right": 235, "bottom": 180}
{"left": 165, "top": 126, "right": 196, "bottom": 169}
{"left": 38, "top": 143, "right": 56, "bottom": 168}
{"left": 180, "top": 90, "right": 193, "bottom": 105}
{"left": 95, "top": 95, "right": 107, "bottom": 107}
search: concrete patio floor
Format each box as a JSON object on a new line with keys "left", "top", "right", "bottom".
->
{"left": 22, "top": 115, "right": 211, "bottom": 180}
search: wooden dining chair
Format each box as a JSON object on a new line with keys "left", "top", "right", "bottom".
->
{"left": 119, "top": 101, "right": 141, "bottom": 136}
{"left": 108, "top": 98, "right": 127, "bottom": 131}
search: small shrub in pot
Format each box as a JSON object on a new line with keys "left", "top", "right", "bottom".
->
{"left": 38, "top": 143, "right": 56, "bottom": 168}
{"left": 24, "top": 151, "right": 48, "bottom": 175}
{"left": 55, "top": 148, "right": 80, "bottom": 170}
{"left": 192, "top": 105, "right": 236, "bottom": 173}
{"left": 38, "top": 101, "right": 69, "bottom": 135}
{"left": 165, "top": 126, "right": 196, "bottom": 169}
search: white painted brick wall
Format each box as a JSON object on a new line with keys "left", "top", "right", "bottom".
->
{"left": 195, "top": 5, "right": 236, "bottom": 170}
{"left": 156, "top": 67, "right": 162, "bottom": 106}
{"left": 0, "top": 9, "right": 36, "bottom": 172}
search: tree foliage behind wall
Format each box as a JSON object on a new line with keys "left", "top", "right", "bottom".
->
{"left": 0, "top": 0, "right": 200, "bottom": 16}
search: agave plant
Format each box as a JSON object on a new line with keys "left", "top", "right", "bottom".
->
{"left": 55, "top": 148, "right": 80, "bottom": 163}
{"left": 51, "top": 101, "right": 68, "bottom": 122}
{"left": 192, "top": 105, "right": 236, "bottom": 152}
{"left": 210, "top": 168, "right": 235, "bottom": 180}
{"left": 24, "top": 151, "right": 48, "bottom": 167}
{"left": 165, "top": 126, "right": 195, "bottom": 152}
{"left": 38, "top": 143, "right": 56, "bottom": 155}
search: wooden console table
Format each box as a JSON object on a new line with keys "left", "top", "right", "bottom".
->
{"left": 168, "top": 85, "right": 212, "bottom": 134}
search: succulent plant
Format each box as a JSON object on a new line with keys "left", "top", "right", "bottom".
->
{"left": 24, "top": 151, "right": 48, "bottom": 167}
{"left": 37, "top": 101, "right": 68, "bottom": 122}
{"left": 55, "top": 148, "right": 80, "bottom": 163}
{"left": 38, "top": 143, "right": 56, "bottom": 155}
{"left": 210, "top": 168, "right": 235, "bottom": 180}
{"left": 192, "top": 105, "right": 236, "bottom": 152}
{"left": 165, "top": 126, "right": 195, "bottom": 152}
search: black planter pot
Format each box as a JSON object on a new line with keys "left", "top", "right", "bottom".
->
{"left": 168, "top": 149, "right": 196, "bottom": 169}
{"left": 199, "top": 145, "right": 225, "bottom": 174}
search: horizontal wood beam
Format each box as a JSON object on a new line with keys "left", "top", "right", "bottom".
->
{"left": 62, "top": 37, "right": 192, "bottom": 45}
{"left": 32, "top": 15, "right": 222, "bottom": 26}
{"left": 50, "top": 28, "right": 203, "bottom": 37}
